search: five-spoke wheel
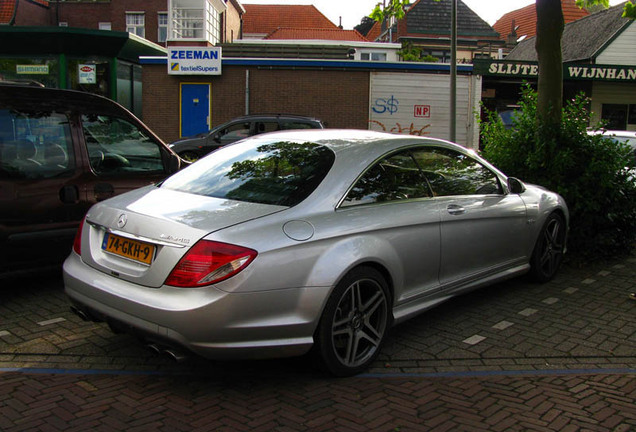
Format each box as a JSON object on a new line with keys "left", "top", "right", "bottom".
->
{"left": 316, "top": 267, "right": 391, "bottom": 377}
{"left": 530, "top": 212, "right": 566, "bottom": 283}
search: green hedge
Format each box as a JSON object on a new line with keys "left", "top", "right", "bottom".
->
{"left": 480, "top": 85, "right": 636, "bottom": 259}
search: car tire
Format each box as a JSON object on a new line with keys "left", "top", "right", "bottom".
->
{"left": 179, "top": 151, "right": 200, "bottom": 162}
{"left": 315, "top": 266, "right": 391, "bottom": 377}
{"left": 529, "top": 212, "right": 566, "bottom": 283}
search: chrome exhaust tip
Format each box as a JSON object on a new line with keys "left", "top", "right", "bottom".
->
{"left": 164, "top": 349, "right": 188, "bottom": 362}
{"left": 70, "top": 306, "right": 90, "bottom": 322}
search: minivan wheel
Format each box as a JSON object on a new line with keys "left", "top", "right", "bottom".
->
{"left": 530, "top": 212, "right": 566, "bottom": 283}
{"left": 179, "top": 151, "right": 200, "bottom": 162}
{"left": 315, "top": 266, "right": 391, "bottom": 377}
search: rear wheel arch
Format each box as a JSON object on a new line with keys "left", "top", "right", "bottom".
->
{"left": 313, "top": 264, "right": 394, "bottom": 376}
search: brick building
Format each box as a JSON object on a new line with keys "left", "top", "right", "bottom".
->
{"left": 0, "top": 0, "right": 245, "bottom": 46}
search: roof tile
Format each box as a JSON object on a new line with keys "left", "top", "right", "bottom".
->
{"left": 265, "top": 27, "right": 369, "bottom": 41}
{"left": 493, "top": 0, "right": 589, "bottom": 41}
{"left": 243, "top": 4, "right": 338, "bottom": 35}
{"left": 0, "top": 0, "right": 17, "bottom": 24}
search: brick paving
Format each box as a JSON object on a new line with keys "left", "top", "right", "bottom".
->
{"left": 0, "top": 254, "right": 635, "bottom": 431}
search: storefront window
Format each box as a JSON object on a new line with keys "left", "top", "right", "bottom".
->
{"left": 602, "top": 104, "right": 628, "bottom": 130}
{"left": 67, "top": 58, "right": 110, "bottom": 98}
{"left": 0, "top": 57, "right": 59, "bottom": 88}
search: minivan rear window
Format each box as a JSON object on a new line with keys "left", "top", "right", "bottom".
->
{"left": 161, "top": 140, "right": 334, "bottom": 206}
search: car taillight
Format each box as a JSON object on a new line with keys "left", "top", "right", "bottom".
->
{"left": 73, "top": 218, "right": 85, "bottom": 255}
{"left": 165, "top": 240, "right": 257, "bottom": 287}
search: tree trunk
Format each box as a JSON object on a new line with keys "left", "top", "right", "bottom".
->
{"left": 535, "top": 0, "right": 564, "bottom": 129}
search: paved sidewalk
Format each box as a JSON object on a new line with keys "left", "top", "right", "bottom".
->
{"left": 1, "top": 254, "right": 635, "bottom": 430}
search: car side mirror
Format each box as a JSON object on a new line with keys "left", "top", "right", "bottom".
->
{"left": 168, "top": 153, "right": 182, "bottom": 173}
{"left": 507, "top": 177, "right": 526, "bottom": 194}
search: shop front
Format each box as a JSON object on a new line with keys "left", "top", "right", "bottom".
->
{"left": 0, "top": 26, "right": 165, "bottom": 119}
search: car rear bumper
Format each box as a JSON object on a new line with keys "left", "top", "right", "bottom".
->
{"left": 63, "top": 252, "right": 330, "bottom": 360}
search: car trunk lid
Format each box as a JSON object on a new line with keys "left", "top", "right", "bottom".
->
{"left": 80, "top": 186, "right": 286, "bottom": 287}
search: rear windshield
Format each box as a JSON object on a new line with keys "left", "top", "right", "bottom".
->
{"left": 161, "top": 139, "right": 335, "bottom": 206}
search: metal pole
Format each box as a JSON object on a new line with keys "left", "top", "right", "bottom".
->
{"left": 450, "top": 0, "right": 457, "bottom": 142}
{"left": 245, "top": 69, "right": 250, "bottom": 115}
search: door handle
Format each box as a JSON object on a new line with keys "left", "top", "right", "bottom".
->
{"left": 59, "top": 185, "right": 79, "bottom": 204}
{"left": 94, "top": 183, "right": 114, "bottom": 201}
{"left": 447, "top": 204, "right": 465, "bottom": 215}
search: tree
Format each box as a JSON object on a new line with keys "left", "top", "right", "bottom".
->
{"left": 369, "top": 0, "right": 635, "bottom": 130}
{"left": 536, "top": 0, "right": 634, "bottom": 132}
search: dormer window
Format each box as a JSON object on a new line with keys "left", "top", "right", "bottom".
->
{"left": 168, "top": 0, "right": 226, "bottom": 44}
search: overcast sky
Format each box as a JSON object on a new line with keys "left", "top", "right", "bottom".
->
{"left": 242, "top": 0, "right": 626, "bottom": 30}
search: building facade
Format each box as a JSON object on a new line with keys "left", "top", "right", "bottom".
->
{"left": 480, "top": 4, "right": 636, "bottom": 131}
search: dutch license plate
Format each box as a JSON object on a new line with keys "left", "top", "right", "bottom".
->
{"left": 102, "top": 232, "right": 155, "bottom": 265}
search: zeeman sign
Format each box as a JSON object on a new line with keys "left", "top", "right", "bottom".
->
{"left": 474, "top": 60, "right": 636, "bottom": 82}
{"left": 168, "top": 47, "right": 222, "bottom": 75}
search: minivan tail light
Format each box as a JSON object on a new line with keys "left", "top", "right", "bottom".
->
{"left": 165, "top": 240, "right": 257, "bottom": 287}
{"left": 73, "top": 217, "right": 85, "bottom": 255}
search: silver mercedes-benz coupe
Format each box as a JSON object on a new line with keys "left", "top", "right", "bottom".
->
{"left": 64, "top": 129, "right": 568, "bottom": 376}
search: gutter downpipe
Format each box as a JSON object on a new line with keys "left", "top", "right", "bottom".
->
{"left": 245, "top": 69, "right": 250, "bottom": 115}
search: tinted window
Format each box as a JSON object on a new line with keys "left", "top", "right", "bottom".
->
{"left": 280, "top": 121, "right": 317, "bottom": 130}
{"left": 342, "top": 151, "right": 432, "bottom": 207}
{"left": 161, "top": 140, "right": 335, "bottom": 206}
{"left": 412, "top": 148, "right": 502, "bottom": 196}
{"left": 0, "top": 109, "right": 75, "bottom": 179}
{"left": 254, "top": 122, "right": 279, "bottom": 135}
{"left": 219, "top": 122, "right": 250, "bottom": 144}
{"left": 82, "top": 115, "right": 164, "bottom": 174}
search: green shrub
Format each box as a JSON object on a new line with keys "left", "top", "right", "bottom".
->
{"left": 481, "top": 85, "right": 636, "bottom": 259}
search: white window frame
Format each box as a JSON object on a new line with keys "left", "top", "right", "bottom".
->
{"left": 99, "top": 22, "right": 112, "bottom": 31}
{"left": 158, "top": 12, "right": 168, "bottom": 43}
{"left": 126, "top": 12, "right": 145, "bottom": 38}
{"left": 169, "top": 0, "right": 226, "bottom": 44}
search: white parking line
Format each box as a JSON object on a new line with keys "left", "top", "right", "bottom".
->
{"left": 518, "top": 308, "right": 538, "bottom": 317}
{"left": 37, "top": 317, "right": 66, "bottom": 326}
{"left": 463, "top": 335, "right": 486, "bottom": 345}
{"left": 492, "top": 320, "right": 514, "bottom": 330}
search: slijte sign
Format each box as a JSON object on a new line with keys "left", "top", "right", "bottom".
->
{"left": 474, "top": 60, "right": 636, "bottom": 82}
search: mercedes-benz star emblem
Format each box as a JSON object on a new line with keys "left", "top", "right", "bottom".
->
{"left": 117, "top": 214, "right": 127, "bottom": 228}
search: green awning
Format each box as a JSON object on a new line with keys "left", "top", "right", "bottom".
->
{"left": 0, "top": 26, "right": 166, "bottom": 62}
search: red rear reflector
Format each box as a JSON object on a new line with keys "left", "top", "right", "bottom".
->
{"left": 73, "top": 217, "right": 85, "bottom": 255}
{"left": 165, "top": 240, "right": 257, "bottom": 287}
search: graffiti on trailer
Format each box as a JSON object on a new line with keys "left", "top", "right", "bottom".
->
{"left": 372, "top": 95, "right": 399, "bottom": 115}
{"left": 369, "top": 120, "right": 431, "bottom": 136}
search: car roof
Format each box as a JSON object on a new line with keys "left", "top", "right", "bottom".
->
{"left": 242, "top": 128, "right": 471, "bottom": 160}
{"left": 588, "top": 129, "right": 636, "bottom": 138}
{"left": 0, "top": 84, "right": 128, "bottom": 116}
{"left": 224, "top": 114, "right": 322, "bottom": 122}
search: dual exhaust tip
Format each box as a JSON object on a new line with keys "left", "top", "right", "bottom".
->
{"left": 70, "top": 305, "right": 189, "bottom": 363}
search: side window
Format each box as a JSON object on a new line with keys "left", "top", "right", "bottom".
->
{"left": 280, "top": 121, "right": 316, "bottom": 130}
{"left": 82, "top": 115, "right": 164, "bottom": 175}
{"left": 254, "top": 121, "right": 279, "bottom": 135}
{"left": 0, "top": 109, "right": 75, "bottom": 180}
{"left": 412, "top": 148, "right": 502, "bottom": 196}
{"left": 218, "top": 122, "right": 250, "bottom": 144}
{"left": 342, "top": 151, "right": 432, "bottom": 207}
